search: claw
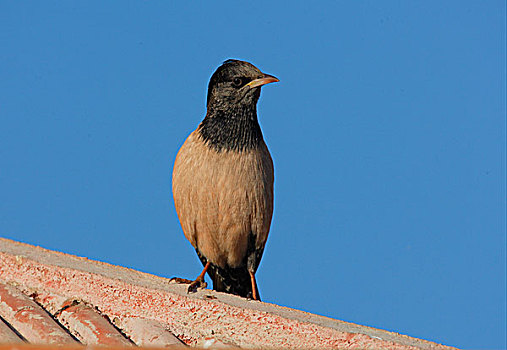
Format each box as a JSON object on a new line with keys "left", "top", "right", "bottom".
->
{"left": 187, "top": 279, "right": 207, "bottom": 293}
{"left": 169, "top": 277, "right": 194, "bottom": 284}
{"left": 171, "top": 261, "right": 211, "bottom": 293}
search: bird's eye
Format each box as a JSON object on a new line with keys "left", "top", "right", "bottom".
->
{"left": 232, "top": 77, "right": 243, "bottom": 88}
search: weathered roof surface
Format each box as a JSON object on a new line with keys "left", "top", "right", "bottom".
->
{"left": 0, "top": 238, "right": 457, "bottom": 349}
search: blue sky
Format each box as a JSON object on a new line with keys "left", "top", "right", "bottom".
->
{"left": 1, "top": 2, "right": 505, "bottom": 348}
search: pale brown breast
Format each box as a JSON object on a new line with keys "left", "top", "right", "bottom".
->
{"left": 172, "top": 130, "right": 274, "bottom": 268}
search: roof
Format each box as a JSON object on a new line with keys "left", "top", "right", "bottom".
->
{"left": 0, "top": 238, "right": 457, "bottom": 349}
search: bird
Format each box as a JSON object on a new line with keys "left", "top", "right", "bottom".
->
{"left": 171, "top": 59, "right": 278, "bottom": 300}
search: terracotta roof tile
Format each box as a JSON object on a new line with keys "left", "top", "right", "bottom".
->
{"left": 0, "top": 283, "right": 76, "bottom": 344}
{"left": 57, "top": 303, "right": 132, "bottom": 346}
{"left": 0, "top": 316, "right": 23, "bottom": 343}
{"left": 0, "top": 238, "right": 457, "bottom": 349}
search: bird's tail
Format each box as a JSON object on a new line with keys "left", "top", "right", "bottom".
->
{"left": 209, "top": 263, "right": 260, "bottom": 300}
{"left": 195, "top": 248, "right": 260, "bottom": 300}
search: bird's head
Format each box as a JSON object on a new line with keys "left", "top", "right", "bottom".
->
{"left": 206, "top": 59, "right": 279, "bottom": 110}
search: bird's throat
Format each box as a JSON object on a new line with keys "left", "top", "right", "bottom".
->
{"left": 198, "top": 104, "right": 263, "bottom": 152}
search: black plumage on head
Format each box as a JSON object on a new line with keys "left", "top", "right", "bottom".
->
{"left": 199, "top": 60, "right": 277, "bottom": 152}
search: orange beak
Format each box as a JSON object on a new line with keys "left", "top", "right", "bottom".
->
{"left": 246, "top": 74, "right": 279, "bottom": 88}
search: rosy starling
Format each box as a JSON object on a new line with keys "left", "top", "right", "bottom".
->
{"left": 172, "top": 59, "right": 278, "bottom": 300}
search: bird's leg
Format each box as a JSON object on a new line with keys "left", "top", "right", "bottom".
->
{"left": 187, "top": 261, "right": 211, "bottom": 293}
{"left": 169, "top": 262, "right": 211, "bottom": 291}
{"left": 249, "top": 271, "right": 259, "bottom": 301}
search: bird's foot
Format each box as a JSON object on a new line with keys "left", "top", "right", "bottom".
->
{"left": 170, "top": 262, "right": 211, "bottom": 293}
{"left": 169, "top": 277, "right": 207, "bottom": 293}
{"left": 187, "top": 278, "right": 207, "bottom": 293}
